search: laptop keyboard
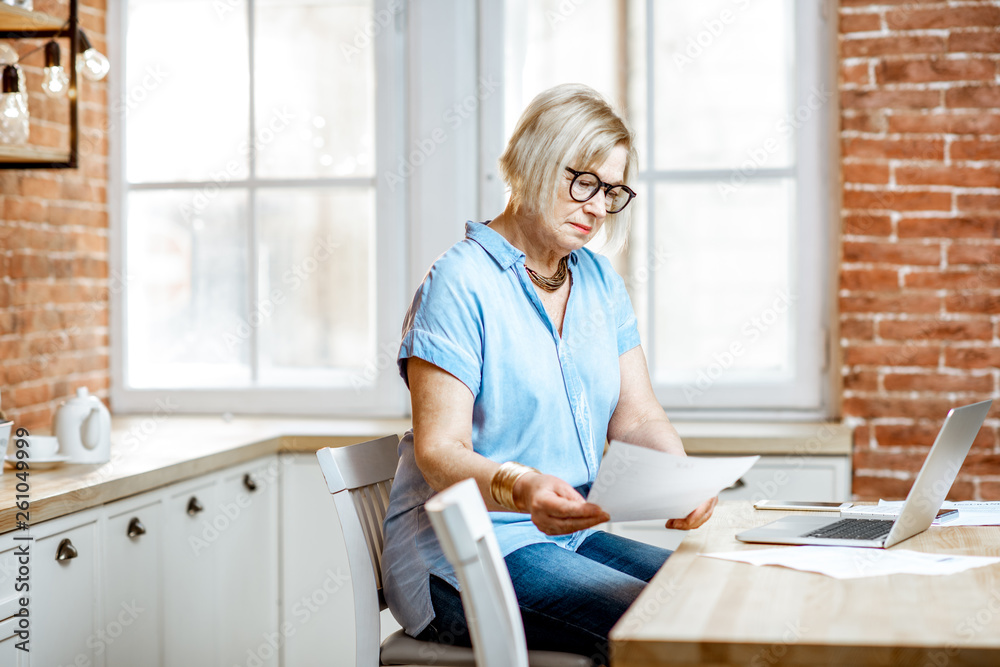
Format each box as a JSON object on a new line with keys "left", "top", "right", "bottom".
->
{"left": 803, "top": 518, "right": 894, "bottom": 541}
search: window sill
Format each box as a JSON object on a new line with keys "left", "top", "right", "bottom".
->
{"left": 673, "top": 421, "right": 852, "bottom": 456}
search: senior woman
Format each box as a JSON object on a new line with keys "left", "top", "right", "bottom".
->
{"left": 381, "top": 83, "right": 716, "bottom": 665}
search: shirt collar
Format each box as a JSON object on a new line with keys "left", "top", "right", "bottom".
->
{"left": 465, "top": 221, "right": 579, "bottom": 270}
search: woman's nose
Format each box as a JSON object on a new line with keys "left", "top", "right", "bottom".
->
{"left": 583, "top": 190, "right": 608, "bottom": 218}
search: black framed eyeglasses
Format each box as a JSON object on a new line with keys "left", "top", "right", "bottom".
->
{"left": 565, "top": 167, "right": 637, "bottom": 214}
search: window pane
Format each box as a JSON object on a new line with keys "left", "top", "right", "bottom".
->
{"left": 256, "top": 188, "right": 374, "bottom": 385}
{"left": 652, "top": 0, "right": 794, "bottom": 170}
{"left": 626, "top": 0, "right": 648, "bottom": 173}
{"left": 254, "top": 0, "right": 375, "bottom": 179}
{"left": 649, "top": 180, "right": 795, "bottom": 383}
{"left": 126, "top": 190, "right": 250, "bottom": 387}
{"left": 504, "top": 0, "right": 625, "bottom": 140}
{"left": 126, "top": 0, "right": 250, "bottom": 183}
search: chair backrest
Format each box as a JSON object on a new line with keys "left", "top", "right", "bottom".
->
{"left": 316, "top": 434, "right": 401, "bottom": 667}
{"left": 425, "top": 478, "right": 530, "bottom": 667}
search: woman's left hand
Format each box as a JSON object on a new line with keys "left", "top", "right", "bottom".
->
{"left": 665, "top": 496, "right": 717, "bottom": 530}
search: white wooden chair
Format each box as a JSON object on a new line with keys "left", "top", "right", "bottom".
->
{"left": 316, "top": 436, "right": 591, "bottom": 667}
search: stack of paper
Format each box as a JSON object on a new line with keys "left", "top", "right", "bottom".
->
{"left": 702, "top": 546, "right": 1000, "bottom": 579}
{"left": 843, "top": 500, "right": 1000, "bottom": 526}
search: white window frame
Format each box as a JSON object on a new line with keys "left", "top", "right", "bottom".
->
{"left": 477, "top": 0, "right": 838, "bottom": 420}
{"left": 108, "top": 0, "right": 837, "bottom": 420}
{"left": 108, "top": 0, "right": 410, "bottom": 416}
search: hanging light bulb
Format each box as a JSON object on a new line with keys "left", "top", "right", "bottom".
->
{"left": 0, "top": 42, "right": 17, "bottom": 68}
{"left": 76, "top": 31, "right": 109, "bottom": 82}
{"left": 41, "top": 41, "right": 69, "bottom": 98}
{"left": 0, "top": 64, "right": 29, "bottom": 145}
{"left": 0, "top": 41, "right": 26, "bottom": 95}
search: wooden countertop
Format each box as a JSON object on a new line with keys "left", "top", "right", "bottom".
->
{"left": 0, "top": 415, "right": 411, "bottom": 534}
{"left": 611, "top": 501, "right": 1000, "bottom": 666}
{"left": 0, "top": 416, "right": 851, "bottom": 534}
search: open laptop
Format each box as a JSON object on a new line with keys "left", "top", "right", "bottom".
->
{"left": 737, "top": 399, "right": 992, "bottom": 548}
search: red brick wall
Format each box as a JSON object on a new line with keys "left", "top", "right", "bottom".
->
{"left": 840, "top": 0, "right": 1000, "bottom": 499}
{"left": 0, "top": 0, "right": 109, "bottom": 434}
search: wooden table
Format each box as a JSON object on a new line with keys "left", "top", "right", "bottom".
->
{"left": 611, "top": 501, "right": 1000, "bottom": 666}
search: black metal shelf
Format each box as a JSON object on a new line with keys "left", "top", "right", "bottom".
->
{"left": 0, "top": 1, "right": 79, "bottom": 169}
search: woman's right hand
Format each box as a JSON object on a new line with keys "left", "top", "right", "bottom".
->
{"left": 513, "top": 473, "right": 610, "bottom": 535}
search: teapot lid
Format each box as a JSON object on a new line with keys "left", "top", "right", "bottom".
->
{"left": 76, "top": 387, "right": 90, "bottom": 398}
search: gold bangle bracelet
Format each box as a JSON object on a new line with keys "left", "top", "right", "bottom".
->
{"left": 490, "top": 461, "right": 539, "bottom": 512}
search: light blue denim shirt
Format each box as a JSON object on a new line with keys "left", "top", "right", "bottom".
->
{"left": 382, "top": 221, "right": 641, "bottom": 636}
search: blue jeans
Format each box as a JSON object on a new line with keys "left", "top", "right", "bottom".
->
{"left": 416, "top": 530, "right": 672, "bottom": 666}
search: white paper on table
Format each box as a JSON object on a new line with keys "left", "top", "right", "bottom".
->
{"left": 843, "top": 500, "right": 1000, "bottom": 526}
{"left": 585, "top": 440, "right": 758, "bottom": 521}
{"left": 701, "top": 546, "right": 1000, "bottom": 579}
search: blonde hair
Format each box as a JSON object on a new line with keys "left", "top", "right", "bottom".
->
{"left": 498, "top": 83, "right": 637, "bottom": 253}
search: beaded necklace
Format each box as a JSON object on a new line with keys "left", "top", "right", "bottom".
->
{"left": 524, "top": 256, "right": 569, "bottom": 292}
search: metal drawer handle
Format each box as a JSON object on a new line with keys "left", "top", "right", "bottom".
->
{"left": 56, "top": 538, "right": 78, "bottom": 561}
{"left": 243, "top": 474, "right": 257, "bottom": 492}
{"left": 127, "top": 517, "right": 146, "bottom": 539}
{"left": 187, "top": 497, "right": 204, "bottom": 516}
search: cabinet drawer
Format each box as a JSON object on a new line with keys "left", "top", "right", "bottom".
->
{"left": 163, "top": 480, "right": 219, "bottom": 667}
{"left": 105, "top": 499, "right": 163, "bottom": 667}
{"left": 33, "top": 519, "right": 100, "bottom": 667}
{"left": 0, "top": 545, "right": 25, "bottom": 620}
{"left": 217, "top": 457, "right": 279, "bottom": 667}
{"left": 0, "top": 623, "right": 26, "bottom": 667}
{"left": 720, "top": 456, "right": 850, "bottom": 503}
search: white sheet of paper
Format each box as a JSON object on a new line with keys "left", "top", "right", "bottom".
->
{"left": 843, "top": 500, "right": 1000, "bottom": 526}
{"left": 702, "top": 546, "right": 1000, "bottom": 579}
{"left": 585, "top": 440, "right": 758, "bottom": 521}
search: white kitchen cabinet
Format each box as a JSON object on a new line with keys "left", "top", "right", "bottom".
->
{"left": 0, "top": 618, "right": 27, "bottom": 667}
{"left": 609, "top": 455, "right": 852, "bottom": 552}
{"left": 216, "top": 459, "right": 279, "bottom": 667}
{"left": 162, "top": 476, "right": 220, "bottom": 667}
{"left": 0, "top": 456, "right": 283, "bottom": 667}
{"left": 159, "top": 456, "right": 281, "bottom": 667}
{"left": 30, "top": 509, "right": 101, "bottom": 667}
{"left": 0, "top": 541, "right": 29, "bottom": 667}
{"left": 103, "top": 494, "right": 163, "bottom": 667}
{"left": 280, "top": 454, "right": 357, "bottom": 667}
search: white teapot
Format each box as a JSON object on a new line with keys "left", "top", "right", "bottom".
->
{"left": 54, "top": 387, "right": 111, "bottom": 463}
